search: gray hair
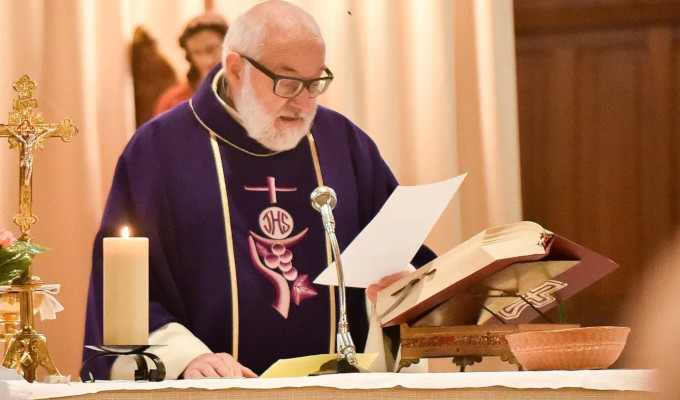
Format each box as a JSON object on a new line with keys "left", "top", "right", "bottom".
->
{"left": 222, "top": 1, "right": 324, "bottom": 62}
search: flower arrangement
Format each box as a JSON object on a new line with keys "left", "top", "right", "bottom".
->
{"left": 0, "top": 227, "right": 46, "bottom": 285}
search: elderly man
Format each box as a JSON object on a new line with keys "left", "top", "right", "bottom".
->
{"left": 84, "top": 0, "right": 434, "bottom": 379}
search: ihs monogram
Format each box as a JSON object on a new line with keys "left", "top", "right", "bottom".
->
{"left": 244, "top": 176, "right": 317, "bottom": 318}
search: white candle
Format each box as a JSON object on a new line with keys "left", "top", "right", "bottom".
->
{"left": 103, "top": 226, "right": 149, "bottom": 345}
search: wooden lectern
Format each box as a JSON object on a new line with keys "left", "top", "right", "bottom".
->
{"left": 375, "top": 221, "right": 619, "bottom": 371}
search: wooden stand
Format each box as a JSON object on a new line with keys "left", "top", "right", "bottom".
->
{"left": 399, "top": 323, "right": 578, "bottom": 371}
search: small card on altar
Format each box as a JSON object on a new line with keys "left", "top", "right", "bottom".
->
{"left": 314, "top": 174, "right": 466, "bottom": 288}
{"left": 260, "top": 353, "right": 378, "bottom": 378}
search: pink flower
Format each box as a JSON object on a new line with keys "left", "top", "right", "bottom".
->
{"left": 0, "top": 227, "right": 17, "bottom": 248}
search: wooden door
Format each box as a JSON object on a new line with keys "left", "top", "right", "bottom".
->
{"left": 514, "top": 0, "right": 680, "bottom": 343}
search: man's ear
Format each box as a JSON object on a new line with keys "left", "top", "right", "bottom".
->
{"left": 224, "top": 52, "right": 245, "bottom": 89}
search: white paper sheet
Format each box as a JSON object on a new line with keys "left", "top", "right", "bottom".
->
{"left": 313, "top": 174, "right": 466, "bottom": 288}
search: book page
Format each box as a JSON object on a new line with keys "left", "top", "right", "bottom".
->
{"left": 376, "top": 221, "right": 549, "bottom": 326}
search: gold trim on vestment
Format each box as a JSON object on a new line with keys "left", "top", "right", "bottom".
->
{"left": 190, "top": 98, "right": 240, "bottom": 360}
{"left": 307, "top": 134, "right": 337, "bottom": 355}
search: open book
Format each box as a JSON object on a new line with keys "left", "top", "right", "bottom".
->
{"left": 376, "top": 221, "right": 619, "bottom": 327}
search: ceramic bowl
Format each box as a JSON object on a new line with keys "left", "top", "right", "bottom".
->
{"left": 505, "top": 326, "right": 630, "bottom": 371}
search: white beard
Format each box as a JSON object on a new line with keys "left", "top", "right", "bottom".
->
{"left": 236, "top": 73, "right": 315, "bottom": 152}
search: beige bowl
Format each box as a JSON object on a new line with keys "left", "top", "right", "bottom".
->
{"left": 505, "top": 326, "right": 630, "bottom": 371}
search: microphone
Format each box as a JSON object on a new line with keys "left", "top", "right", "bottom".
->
{"left": 310, "top": 186, "right": 365, "bottom": 374}
{"left": 310, "top": 186, "right": 337, "bottom": 231}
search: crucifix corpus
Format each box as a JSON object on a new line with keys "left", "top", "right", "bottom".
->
{"left": 0, "top": 74, "right": 78, "bottom": 382}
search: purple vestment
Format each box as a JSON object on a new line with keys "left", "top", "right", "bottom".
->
{"left": 83, "top": 66, "right": 435, "bottom": 379}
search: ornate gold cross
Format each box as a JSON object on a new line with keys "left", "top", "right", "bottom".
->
{"left": 0, "top": 75, "right": 77, "bottom": 242}
{"left": 0, "top": 75, "right": 78, "bottom": 382}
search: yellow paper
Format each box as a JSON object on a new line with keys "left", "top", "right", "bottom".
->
{"left": 260, "top": 353, "right": 378, "bottom": 378}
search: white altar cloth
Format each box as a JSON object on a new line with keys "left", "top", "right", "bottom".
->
{"left": 0, "top": 370, "right": 656, "bottom": 400}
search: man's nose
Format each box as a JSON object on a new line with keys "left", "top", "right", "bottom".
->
{"left": 288, "top": 87, "right": 316, "bottom": 110}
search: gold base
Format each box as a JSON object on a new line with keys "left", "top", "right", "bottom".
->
{"left": 1, "top": 276, "right": 60, "bottom": 382}
{"left": 2, "top": 327, "right": 60, "bottom": 382}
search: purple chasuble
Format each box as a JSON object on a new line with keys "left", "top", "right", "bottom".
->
{"left": 83, "top": 66, "right": 435, "bottom": 378}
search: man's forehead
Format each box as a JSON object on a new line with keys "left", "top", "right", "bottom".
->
{"left": 257, "top": 41, "right": 326, "bottom": 75}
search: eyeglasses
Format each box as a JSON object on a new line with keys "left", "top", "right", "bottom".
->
{"left": 240, "top": 54, "right": 333, "bottom": 98}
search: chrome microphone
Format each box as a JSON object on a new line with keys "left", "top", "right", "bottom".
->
{"left": 310, "top": 186, "right": 363, "bottom": 373}
{"left": 310, "top": 186, "right": 337, "bottom": 231}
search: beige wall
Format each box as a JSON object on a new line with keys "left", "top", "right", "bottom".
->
{"left": 0, "top": 0, "right": 520, "bottom": 379}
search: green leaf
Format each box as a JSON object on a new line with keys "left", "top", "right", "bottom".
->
{"left": 0, "top": 241, "right": 48, "bottom": 285}
{"left": 6, "top": 241, "right": 47, "bottom": 255}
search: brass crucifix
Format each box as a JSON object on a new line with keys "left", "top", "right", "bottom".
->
{"left": 0, "top": 75, "right": 78, "bottom": 382}
{"left": 0, "top": 74, "right": 77, "bottom": 242}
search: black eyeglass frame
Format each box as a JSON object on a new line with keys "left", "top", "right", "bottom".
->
{"left": 239, "top": 54, "right": 334, "bottom": 98}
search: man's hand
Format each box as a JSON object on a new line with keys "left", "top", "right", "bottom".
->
{"left": 182, "top": 353, "right": 258, "bottom": 378}
{"left": 365, "top": 267, "right": 413, "bottom": 305}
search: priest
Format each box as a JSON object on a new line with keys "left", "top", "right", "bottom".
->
{"left": 84, "top": 0, "right": 435, "bottom": 380}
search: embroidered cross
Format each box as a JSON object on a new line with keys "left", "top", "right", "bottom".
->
{"left": 244, "top": 176, "right": 296, "bottom": 204}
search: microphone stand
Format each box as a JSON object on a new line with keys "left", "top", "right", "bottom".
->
{"left": 310, "top": 186, "right": 368, "bottom": 375}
